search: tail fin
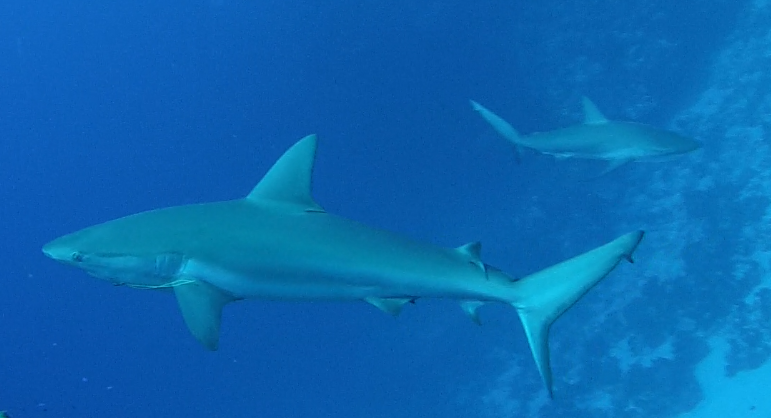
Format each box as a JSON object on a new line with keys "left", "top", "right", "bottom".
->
{"left": 508, "top": 230, "right": 644, "bottom": 397}
{"left": 469, "top": 99, "right": 522, "bottom": 163}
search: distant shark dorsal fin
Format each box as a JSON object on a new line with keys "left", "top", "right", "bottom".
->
{"left": 581, "top": 97, "right": 608, "bottom": 125}
{"left": 246, "top": 134, "right": 325, "bottom": 212}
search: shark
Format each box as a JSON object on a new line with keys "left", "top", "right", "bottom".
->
{"left": 42, "top": 134, "right": 644, "bottom": 396}
{"left": 470, "top": 97, "right": 700, "bottom": 171}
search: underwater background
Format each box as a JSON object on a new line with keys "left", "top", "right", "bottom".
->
{"left": 2, "top": 0, "right": 770, "bottom": 416}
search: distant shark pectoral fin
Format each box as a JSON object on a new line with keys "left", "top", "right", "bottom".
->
{"left": 365, "top": 297, "right": 415, "bottom": 316}
{"left": 594, "top": 158, "right": 632, "bottom": 178}
{"left": 173, "top": 280, "right": 235, "bottom": 351}
{"left": 507, "top": 230, "right": 644, "bottom": 397}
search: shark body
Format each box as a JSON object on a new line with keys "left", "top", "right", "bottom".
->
{"left": 43, "top": 135, "right": 644, "bottom": 396}
{"left": 470, "top": 97, "right": 700, "bottom": 170}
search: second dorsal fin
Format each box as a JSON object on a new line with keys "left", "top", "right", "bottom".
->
{"left": 456, "top": 241, "right": 486, "bottom": 274}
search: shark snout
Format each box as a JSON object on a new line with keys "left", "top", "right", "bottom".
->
{"left": 671, "top": 134, "right": 701, "bottom": 154}
{"left": 41, "top": 242, "right": 57, "bottom": 259}
{"left": 42, "top": 239, "right": 77, "bottom": 263}
{"left": 676, "top": 137, "right": 701, "bottom": 153}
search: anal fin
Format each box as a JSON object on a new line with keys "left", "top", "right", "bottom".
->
{"left": 460, "top": 300, "right": 486, "bottom": 325}
{"left": 173, "top": 280, "right": 235, "bottom": 351}
{"left": 365, "top": 297, "right": 415, "bottom": 316}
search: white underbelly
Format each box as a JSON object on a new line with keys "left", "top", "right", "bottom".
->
{"left": 180, "top": 258, "right": 381, "bottom": 301}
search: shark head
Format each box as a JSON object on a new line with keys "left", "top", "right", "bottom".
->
{"left": 582, "top": 98, "right": 701, "bottom": 159}
{"left": 42, "top": 228, "right": 102, "bottom": 270}
{"left": 638, "top": 127, "right": 701, "bottom": 158}
{"left": 42, "top": 218, "right": 189, "bottom": 289}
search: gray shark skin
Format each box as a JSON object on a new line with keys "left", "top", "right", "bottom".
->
{"left": 470, "top": 97, "right": 700, "bottom": 169}
{"left": 42, "top": 134, "right": 644, "bottom": 397}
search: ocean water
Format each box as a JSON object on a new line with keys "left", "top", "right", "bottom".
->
{"left": 1, "top": 0, "right": 770, "bottom": 417}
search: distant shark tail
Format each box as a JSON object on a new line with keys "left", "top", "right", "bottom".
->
{"left": 505, "top": 230, "right": 644, "bottom": 397}
{"left": 469, "top": 99, "right": 523, "bottom": 162}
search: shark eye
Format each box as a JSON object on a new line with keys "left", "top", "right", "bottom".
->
{"left": 71, "top": 252, "right": 85, "bottom": 263}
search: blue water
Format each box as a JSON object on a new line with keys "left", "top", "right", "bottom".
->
{"left": 2, "top": 0, "right": 767, "bottom": 417}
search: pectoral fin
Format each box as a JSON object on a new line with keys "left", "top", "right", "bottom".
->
{"left": 595, "top": 159, "right": 631, "bottom": 177}
{"left": 173, "top": 280, "right": 235, "bottom": 350}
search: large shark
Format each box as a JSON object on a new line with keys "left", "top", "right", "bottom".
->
{"left": 42, "top": 134, "right": 644, "bottom": 396}
{"left": 470, "top": 97, "right": 700, "bottom": 171}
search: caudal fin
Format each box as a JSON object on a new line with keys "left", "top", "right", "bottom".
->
{"left": 469, "top": 99, "right": 522, "bottom": 162}
{"left": 508, "top": 230, "right": 644, "bottom": 397}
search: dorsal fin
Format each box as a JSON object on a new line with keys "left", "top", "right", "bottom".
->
{"left": 246, "top": 134, "right": 324, "bottom": 212}
{"left": 581, "top": 97, "right": 608, "bottom": 125}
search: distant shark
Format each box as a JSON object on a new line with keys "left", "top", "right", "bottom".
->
{"left": 42, "top": 134, "right": 644, "bottom": 396}
{"left": 470, "top": 97, "right": 700, "bottom": 171}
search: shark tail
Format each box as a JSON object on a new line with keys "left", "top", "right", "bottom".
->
{"left": 505, "top": 230, "right": 644, "bottom": 397}
{"left": 469, "top": 99, "right": 523, "bottom": 162}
